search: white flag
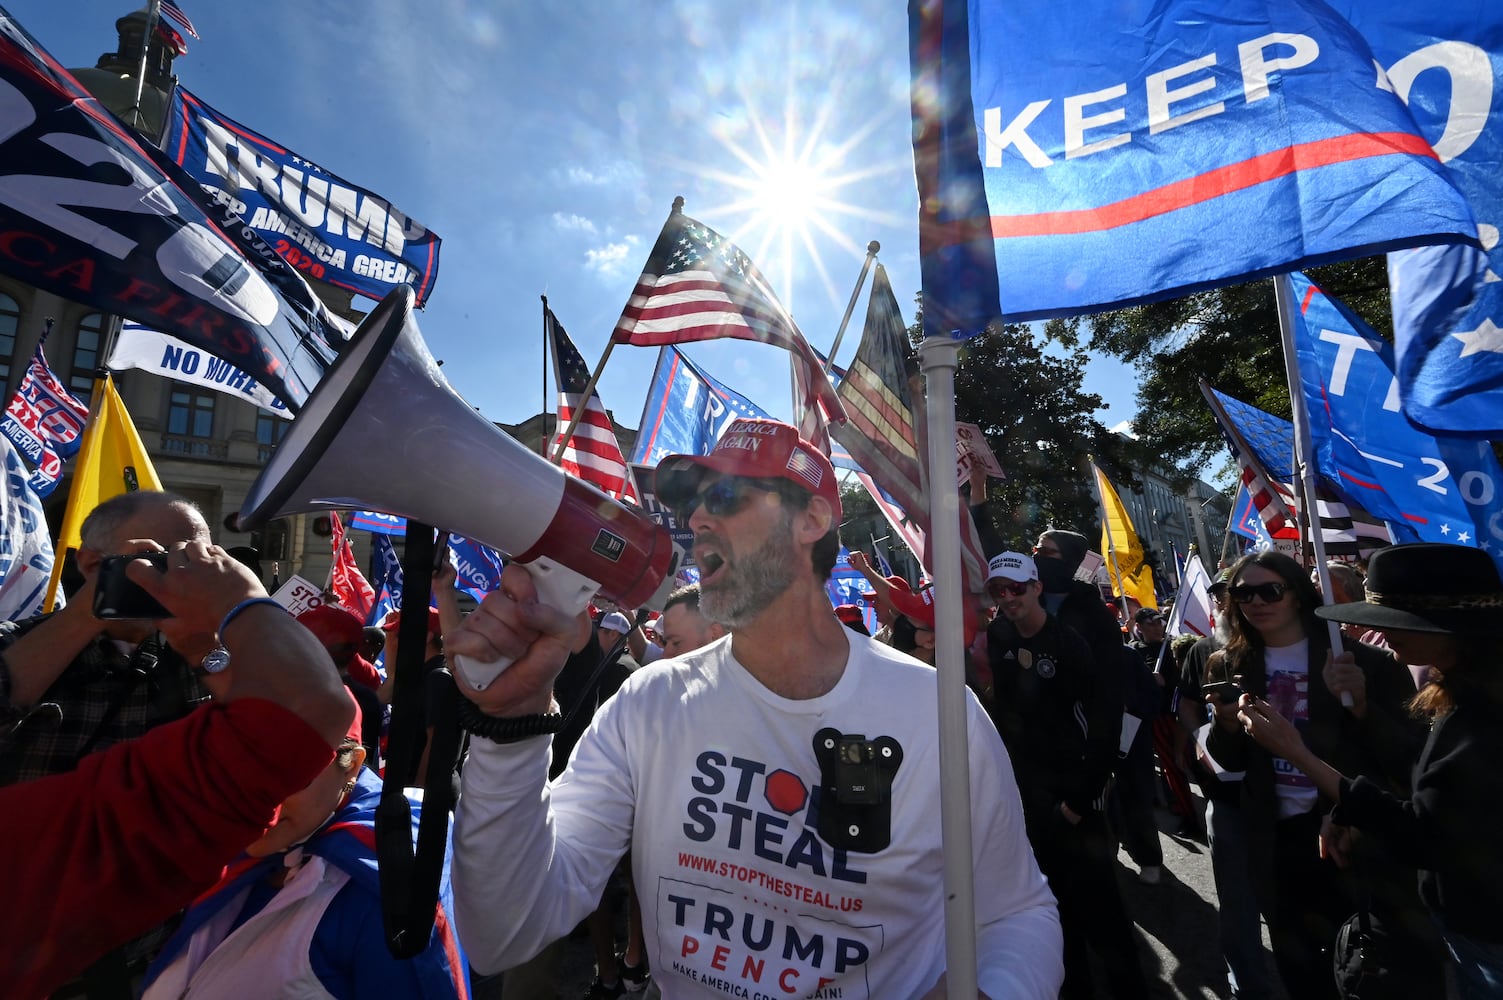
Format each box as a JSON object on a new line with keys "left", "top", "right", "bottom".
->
{"left": 108, "top": 322, "right": 294, "bottom": 418}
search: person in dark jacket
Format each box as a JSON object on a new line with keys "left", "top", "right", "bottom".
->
{"left": 986, "top": 552, "right": 1150, "bottom": 999}
{"left": 1239, "top": 543, "right": 1503, "bottom": 999}
{"left": 1203, "top": 551, "right": 1432, "bottom": 999}
{"left": 1033, "top": 529, "right": 1125, "bottom": 672}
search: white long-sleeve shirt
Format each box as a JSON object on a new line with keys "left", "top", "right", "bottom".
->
{"left": 453, "top": 632, "right": 1062, "bottom": 999}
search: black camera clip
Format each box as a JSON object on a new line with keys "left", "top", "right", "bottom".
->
{"left": 812, "top": 727, "right": 903, "bottom": 854}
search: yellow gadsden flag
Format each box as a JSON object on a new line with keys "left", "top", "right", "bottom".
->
{"left": 43, "top": 375, "right": 163, "bottom": 610}
{"left": 1091, "top": 463, "right": 1157, "bottom": 611}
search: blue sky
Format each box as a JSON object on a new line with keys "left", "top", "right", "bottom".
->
{"left": 16, "top": 0, "right": 1139, "bottom": 434}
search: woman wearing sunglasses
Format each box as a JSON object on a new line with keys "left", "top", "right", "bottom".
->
{"left": 1202, "top": 551, "right": 1429, "bottom": 999}
{"left": 1237, "top": 543, "right": 1503, "bottom": 999}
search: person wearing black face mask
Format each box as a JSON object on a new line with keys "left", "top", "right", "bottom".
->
{"left": 1033, "top": 530, "right": 1128, "bottom": 681}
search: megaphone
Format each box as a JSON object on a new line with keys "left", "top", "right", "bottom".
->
{"left": 238, "top": 286, "right": 683, "bottom": 690}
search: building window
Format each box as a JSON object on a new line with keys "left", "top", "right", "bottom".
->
{"left": 0, "top": 293, "right": 18, "bottom": 400}
{"left": 167, "top": 384, "right": 215, "bottom": 438}
{"left": 70, "top": 313, "right": 105, "bottom": 397}
{"left": 255, "top": 412, "right": 287, "bottom": 461}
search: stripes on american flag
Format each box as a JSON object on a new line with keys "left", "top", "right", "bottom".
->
{"left": 1203, "top": 381, "right": 1389, "bottom": 560}
{"left": 832, "top": 265, "right": 923, "bottom": 509}
{"left": 160, "top": 0, "right": 201, "bottom": 39}
{"left": 549, "top": 307, "right": 638, "bottom": 503}
{"left": 611, "top": 211, "right": 843, "bottom": 421}
{"left": 833, "top": 266, "right": 990, "bottom": 591}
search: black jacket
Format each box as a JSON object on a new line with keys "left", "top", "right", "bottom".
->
{"left": 1205, "top": 633, "right": 1425, "bottom": 911}
{"left": 986, "top": 614, "right": 1122, "bottom": 820}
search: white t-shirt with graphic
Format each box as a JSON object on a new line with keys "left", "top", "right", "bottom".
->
{"left": 1263, "top": 639, "right": 1319, "bottom": 819}
{"left": 453, "top": 632, "right": 1062, "bottom": 999}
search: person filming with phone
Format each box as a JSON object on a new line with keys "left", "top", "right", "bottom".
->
{"left": 1201, "top": 551, "right": 1431, "bottom": 999}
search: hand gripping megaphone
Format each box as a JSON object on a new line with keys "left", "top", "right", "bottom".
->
{"left": 237, "top": 286, "right": 683, "bottom": 690}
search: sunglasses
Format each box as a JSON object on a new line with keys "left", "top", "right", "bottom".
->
{"left": 1227, "top": 581, "right": 1290, "bottom": 605}
{"left": 674, "top": 478, "right": 785, "bottom": 522}
{"left": 987, "top": 580, "right": 1033, "bottom": 598}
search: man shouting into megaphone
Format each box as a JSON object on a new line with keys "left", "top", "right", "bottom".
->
{"left": 445, "top": 418, "right": 1062, "bottom": 999}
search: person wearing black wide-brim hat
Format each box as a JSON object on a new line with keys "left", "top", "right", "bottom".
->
{"left": 1238, "top": 543, "right": 1503, "bottom": 998}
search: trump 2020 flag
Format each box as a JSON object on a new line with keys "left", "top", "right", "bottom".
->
{"left": 631, "top": 347, "right": 770, "bottom": 466}
{"left": 0, "top": 13, "right": 345, "bottom": 409}
{"left": 1288, "top": 271, "right": 1503, "bottom": 568}
{"left": 909, "top": 0, "right": 1478, "bottom": 335}
{"left": 1323, "top": 3, "right": 1503, "bottom": 435}
{"left": 163, "top": 87, "right": 442, "bottom": 307}
{"left": 0, "top": 435, "right": 58, "bottom": 619}
{"left": 0, "top": 343, "right": 88, "bottom": 498}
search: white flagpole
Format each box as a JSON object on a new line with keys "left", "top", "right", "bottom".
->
{"left": 1273, "top": 274, "right": 1350, "bottom": 691}
{"left": 916, "top": 337, "right": 977, "bottom": 1000}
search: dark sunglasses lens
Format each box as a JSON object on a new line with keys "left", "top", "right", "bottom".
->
{"left": 1230, "top": 582, "right": 1286, "bottom": 604}
{"left": 700, "top": 479, "right": 744, "bottom": 516}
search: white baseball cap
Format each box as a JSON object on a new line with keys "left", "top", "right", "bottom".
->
{"left": 600, "top": 611, "right": 632, "bottom": 634}
{"left": 987, "top": 551, "right": 1038, "bottom": 584}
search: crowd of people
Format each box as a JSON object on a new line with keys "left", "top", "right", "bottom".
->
{"left": 2, "top": 418, "right": 1500, "bottom": 1000}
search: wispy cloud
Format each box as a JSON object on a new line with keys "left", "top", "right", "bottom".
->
{"left": 585, "top": 236, "right": 640, "bottom": 277}
{"left": 563, "top": 163, "right": 643, "bottom": 187}
{"left": 553, "top": 212, "right": 598, "bottom": 234}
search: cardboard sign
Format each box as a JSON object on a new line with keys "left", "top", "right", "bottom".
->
{"left": 956, "top": 422, "right": 1005, "bottom": 485}
{"left": 272, "top": 574, "right": 327, "bottom": 616}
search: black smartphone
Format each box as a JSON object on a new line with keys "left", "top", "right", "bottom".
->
{"left": 1202, "top": 680, "right": 1245, "bottom": 703}
{"left": 93, "top": 553, "right": 172, "bottom": 620}
{"left": 433, "top": 531, "right": 451, "bottom": 573}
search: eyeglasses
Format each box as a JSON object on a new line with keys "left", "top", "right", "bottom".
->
{"left": 1227, "top": 581, "right": 1290, "bottom": 605}
{"left": 987, "top": 580, "right": 1033, "bottom": 598}
{"left": 674, "top": 478, "right": 784, "bottom": 522}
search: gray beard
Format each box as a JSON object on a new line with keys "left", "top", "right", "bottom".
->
{"left": 699, "top": 515, "right": 799, "bottom": 629}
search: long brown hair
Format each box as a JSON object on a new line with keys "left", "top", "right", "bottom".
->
{"left": 1408, "top": 636, "right": 1503, "bottom": 719}
{"left": 1222, "top": 551, "right": 1326, "bottom": 678}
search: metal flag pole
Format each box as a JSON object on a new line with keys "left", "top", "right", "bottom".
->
{"left": 540, "top": 295, "right": 551, "bottom": 457}
{"left": 824, "top": 242, "right": 880, "bottom": 374}
{"left": 553, "top": 196, "right": 684, "bottom": 464}
{"left": 125, "top": 0, "right": 162, "bottom": 131}
{"left": 915, "top": 336, "right": 978, "bottom": 1000}
{"left": 1273, "top": 274, "right": 1350, "bottom": 690}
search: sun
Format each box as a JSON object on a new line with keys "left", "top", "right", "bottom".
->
{"left": 678, "top": 96, "right": 911, "bottom": 323}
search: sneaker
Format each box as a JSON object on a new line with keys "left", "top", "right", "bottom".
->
{"left": 584, "top": 978, "right": 624, "bottom": 1000}
{"left": 1138, "top": 864, "right": 1163, "bottom": 885}
{"left": 619, "top": 954, "right": 650, "bottom": 992}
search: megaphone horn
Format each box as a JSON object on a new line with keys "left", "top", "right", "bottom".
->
{"left": 238, "top": 287, "right": 681, "bottom": 686}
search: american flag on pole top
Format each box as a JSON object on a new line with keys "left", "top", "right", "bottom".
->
{"left": 550, "top": 307, "right": 638, "bottom": 504}
{"left": 611, "top": 209, "right": 844, "bottom": 423}
{"left": 1203, "top": 383, "right": 1389, "bottom": 560}
{"left": 159, "top": 1, "right": 200, "bottom": 40}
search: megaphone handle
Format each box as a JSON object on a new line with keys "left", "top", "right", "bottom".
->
{"left": 453, "top": 556, "right": 601, "bottom": 692}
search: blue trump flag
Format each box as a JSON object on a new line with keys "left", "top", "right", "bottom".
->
{"left": 909, "top": 0, "right": 1477, "bottom": 334}
{"left": 631, "top": 347, "right": 770, "bottom": 465}
{"left": 1228, "top": 482, "right": 1264, "bottom": 540}
{"left": 1288, "top": 271, "right": 1503, "bottom": 567}
{"left": 1327, "top": 3, "right": 1503, "bottom": 436}
{"left": 163, "top": 87, "right": 442, "bottom": 307}
{"left": 446, "top": 533, "right": 505, "bottom": 603}
{"left": 0, "top": 11, "right": 343, "bottom": 408}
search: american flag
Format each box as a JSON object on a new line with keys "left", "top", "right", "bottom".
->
{"left": 1203, "top": 383, "right": 1389, "bottom": 560}
{"left": 550, "top": 307, "right": 638, "bottom": 503}
{"left": 833, "top": 267, "right": 989, "bottom": 590}
{"left": 611, "top": 210, "right": 844, "bottom": 422}
{"left": 159, "top": 1, "right": 201, "bottom": 40}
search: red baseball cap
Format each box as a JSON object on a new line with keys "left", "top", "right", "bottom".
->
{"left": 381, "top": 607, "right": 442, "bottom": 636}
{"left": 655, "top": 419, "right": 841, "bottom": 522}
{"left": 297, "top": 604, "right": 364, "bottom": 648}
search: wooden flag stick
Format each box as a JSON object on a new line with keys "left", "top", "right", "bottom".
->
{"left": 824, "top": 241, "right": 880, "bottom": 374}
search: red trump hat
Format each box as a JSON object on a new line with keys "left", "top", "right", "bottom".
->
{"left": 654, "top": 418, "right": 840, "bottom": 521}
